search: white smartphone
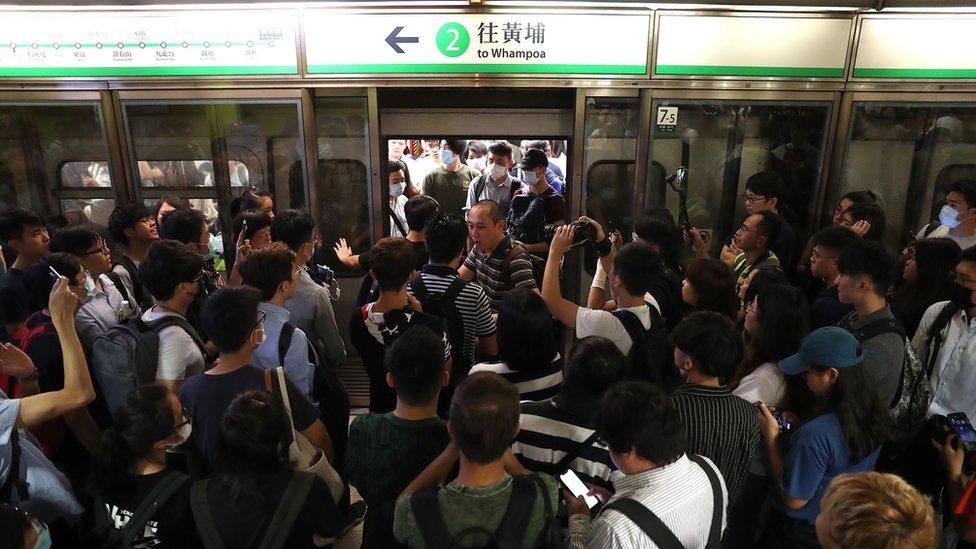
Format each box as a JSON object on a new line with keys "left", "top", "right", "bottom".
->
{"left": 559, "top": 470, "right": 598, "bottom": 509}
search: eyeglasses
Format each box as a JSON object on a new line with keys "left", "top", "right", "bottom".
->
{"left": 742, "top": 192, "right": 766, "bottom": 204}
{"left": 79, "top": 242, "right": 110, "bottom": 256}
{"left": 252, "top": 309, "right": 268, "bottom": 332}
{"left": 951, "top": 270, "right": 976, "bottom": 284}
{"left": 810, "top": 249, "right": 836, "bottom": 261}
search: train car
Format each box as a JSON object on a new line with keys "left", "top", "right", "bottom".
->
{"left": 2, "top": 0, "right": 975, "bottom": 404}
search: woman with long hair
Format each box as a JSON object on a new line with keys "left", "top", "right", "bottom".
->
{"left": 682, "top": 258, "right": 739, "bottom": 321}
{"left": 191, "top": 390, "right": 344, "bottom": 548}
{"left": 891, "top": 237, "right": 960, "bottom": 336}
{"left": 469, "top": 288, "right": 562, "bottom": 401}
{"left": 757, "top": 327, "right": 892, "bottom": 548}
{"left": 87, "top": 384, "right": 199, "bottom": 548}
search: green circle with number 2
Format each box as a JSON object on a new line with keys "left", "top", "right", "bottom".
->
{"left": 436, "top": 23, "right": 470, "bottom": 57}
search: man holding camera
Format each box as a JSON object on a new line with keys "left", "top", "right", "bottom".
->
{"left": 506, "top": 148, "right": 566, "bottom": 258}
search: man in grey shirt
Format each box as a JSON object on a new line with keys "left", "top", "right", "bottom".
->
{"left": 464, "top": 141, "right": 522, "bottom": 216}
{"left": 835, "top": 240, "right": 905, "bottom": 406}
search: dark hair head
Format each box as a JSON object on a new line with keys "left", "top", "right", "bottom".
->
{"left": 633, "top": 208, "right": 681, "bottom": 269}
{"left": 496, "top": 288, "right": 558, "bottom": 373}
{"left": 404, "top": 195, "right": 440, "bottom": 233}
{"left": 815, "top": 363, "right": 893, "bottom": 462}
{"left": 0, "top": 207, "right": 44, "bottom": 244}
{"left": 488, "top": 141, "right": 514, "bottom": 160}
{"left": 444, "top": 139, "right": 468, "bottom": 156}
{"left": 959, "top": 246, "right": 976, "bottom": 266}
{"left": 230, "top": 185, "right": 273, "bottom": 218}
{"left": 844, "top": 203, "right": 886, "bottom": 242}
{"left": 93, "top": 385, "right": 175, "bottom": 491}
{"left": 239, "top": 243, "right": 295, "bottom": 301}
{"left": 385, "top": 326, "right": 446, "bottom": 406}
{"left": 139, "top": 240, "right": 203, "bottom": 301}
{"left": 673, "top": 311, "right": 744, "bottom": 379}
{"left": 811, "top": 225, "right": 860, "bottom": 253}
{"left": 685, "top": 259, "right": 739, "bottom": 320}
{"left": 215, "top": 390, "right": 292, "bottom": 501}
{"left": 369, "top": 237, "right": 417, "bottom": 291}
{"left": 742, "top": 267, "right": 788, "bottom": 306}
{"left": 562, "top": 337, "right": 626, "bottom": 402}
{"left": 524, "top": 140, "right": 550, "bottom": 152}
{"left": 841, "top": 190, "right": 881, "bottom": 207}
{"left": 837, "top": 240, "right": 896, "bottom": 297}
{"left": 154, "top": 196, "right": 188, "bottom": 224}
{"left": 597, "top": 381, "right": 686, "bottom": 464}
{"left": 202, "top": 286, "right": 262, "bottom": 355}
{"left": 751, "top": 211, "right": 781, "bottom": 249}
{"left": 613, "top": 243, "right": 663, "bottom": 296}
{"left": 948, "top": 180, "right": 976, "bottom": 209}
{"left": 741, "top": 284, "right": 808, "bottom": 384}
{"left": 108, "top": 202, "right": 154, "bottom": 247}
{"left": 388, "top": 159, "right": 407, "bottom": 175}
{"left": 23, "top": 253, "right": 81, "bottom": 313}
{"left": 745, "top": 171, "right": 784, "bottom": 202}
{"left": 425, "top": 213, "right": 468, "bottom": 264}
{"left": 0, "top": 504, "right": 31, "bottom": 549}
{"left": 449, "top": 372, "right": 520, "bottom": 465}
{"left": 270, "top": 209, "right": 315, "bottom": 252}
{"left": 49, "top": 225, "right": 101, "bottom": 256}
{"left": 892, "top": 238, "right": 960, "bottom": 329}
{"left": 465, "top": 140, "right": 488, "bottom": 158}
{"left": 232, "top": 210, "right": 272, "bottom": 243}
{"left": 470, "top": 200, "right": 505, "bottom": 223}
{"left": 158, "top": 208, "right": 207, "bottom": 245}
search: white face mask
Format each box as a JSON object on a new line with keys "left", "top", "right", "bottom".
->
{"left": 166, "top": 418, "right": 192, "bottom": 448}
{"left": 523, "top": 169, "right": 540, "bottom": 186}
{"left": 389, "top": 183, "right": 405, "bottom": 198}
{"left": 468, "top": 157, "right": 487, "bottom": 172}
{"left": 440, "top": 149, "right": 456, "bottom": 165}
{"left": 488, "top": 163, "right": 508, "bottom": 180}
{"left": 940, "top": 204, "right": 967, "bottom": 229}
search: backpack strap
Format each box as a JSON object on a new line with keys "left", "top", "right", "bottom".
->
{"left": 553, "top": 431, "right": 602, "bottom": 472}
{"left": 923, "top": 220, "right": 943, "bottom": 239}
{"left": 278, "top": 322, "right": 296, "bottom": 367}
{"left": 114, "top": 256, "right": 147, "bottom": 307}
{"left": 410, "top": 487, "right": 452, "bottom": 548}
{"left": 409, "top": 276, "right": 430, "bottom": 305}
{"left": 144, "top": 315, "right": 208, "bottom": 362}
{"left": 852, "top": 317, "right": 906, "bottom": 342}
{"left": 119, "top": 471, "right": 190, "bottom": 542}
{"left": 473, "top": 174, "right": 488, "bottom": 204}
{"left": 688, "top": 455, "right": 724, "bottom": 549}
{"left": 258, "top": 472, "right": 316, "bottom": 549}
{"left": 441, "top": 276, "right": 468, "bottom": 305}
{"left": 600, "top": 498, "right": 683, "bottom": 549}
{"left": 1, "top": 427, "right": 29, "bottom": 502}
{"left": 390, "top": 208, "right": 408, "bottom": 238}
{"left": 105, "top": 271, "right": 131, "bottom": 304}
{"left": 191, "top": 480, "right": 228, "bottom": 549}
{"left": 925, "top": 302, "right": 961, "bottom": 378}
{"left": 527, "top": 474, "right": 558, "bottom": 549}
{"left": 493, "top": 475, "right": 537, "bottom": 546}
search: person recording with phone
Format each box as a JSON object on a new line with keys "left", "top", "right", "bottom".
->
{"left": 933, "top": 415, "right": 976, "bottom": 547}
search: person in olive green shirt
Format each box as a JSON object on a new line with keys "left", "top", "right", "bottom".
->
{"left": 347, "top": 327, "right": 452, "bottom": 548}
{"left": 393, "top": 371, "right": 560, "bottom": 549}
{"left": 422, "top": 139, "right": 481, "bottom": 215}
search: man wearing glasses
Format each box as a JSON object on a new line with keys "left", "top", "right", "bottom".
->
{"left": 722, "top": 171, "right": 797, "bottom": 276}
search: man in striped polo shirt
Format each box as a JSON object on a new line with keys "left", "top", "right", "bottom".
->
{"left": 459, "top": 200, "right": 538, "bottom": 312}
{"left": 512, "top": 337, "right": 626, "bottom": 492}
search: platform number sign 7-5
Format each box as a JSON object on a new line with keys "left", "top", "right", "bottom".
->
{"left": 657, "top": 106, "right": 678, "bottom": 132}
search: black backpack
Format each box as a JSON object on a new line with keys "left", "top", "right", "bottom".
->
{"left": 91, "top": 471, "right": 190, "bottom": 549}
{"left": 611, "top": 303, "right": 681, "bottom": 393}
{"left": 506, "top": 191, "right": 560, "bottom": 246}
{"left": 410, "top": 474, "right": 560, "bottom": 549}
{"left": 410, "top": 276, "right": 471, "bottom": 371}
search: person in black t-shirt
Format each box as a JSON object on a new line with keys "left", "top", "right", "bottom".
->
{"left": 85, "top": 384, "right": 201, "bottom": 549}
{"left": 194, "top": 389, "right": 344, "bottom": 549}
{"left": 0, "top": 207, "right": 50, "bottom": 336}
{"left": 179, "top": 286, "right": 332, "bottom": 471}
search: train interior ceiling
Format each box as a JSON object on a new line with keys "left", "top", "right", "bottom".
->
{"left": 4, "top": 0, "right": 976, "bottom": 397}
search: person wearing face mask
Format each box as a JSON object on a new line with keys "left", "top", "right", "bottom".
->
{"left": 464, "top": 140, "right": 489, "bottom": 173}
{"left": 159, "top": 209, "right": 218, "bottom": 346}
{"left": 464, "top": 141, "right": 522, "bottom": 216}
{"left": 85, "top": 385, "right": 201, "bottom": 548}
{"left": 421, "top": 140, "right": 480, "bottom": 215}
{"left": 916, "top": 180, "right": 976, "bottom": 250}
{"left": 506, "top": 148, "right": 566, "bottom": 258}
{"left": 388, "top": 160, "right": 410, "bottom": 237}
{"left": 178, "top": 286, "right": 333, "bottom": 473}
{"left": 138, "top": 240, "right": 208, "bottom": 396}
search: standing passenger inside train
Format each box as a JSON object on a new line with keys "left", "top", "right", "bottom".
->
{"left": 519, "top": 140, "right": 564, "bottom": 194}
{"left": 107, "top": 202, "right": 159, "bottom": 314}
{"left": 422, "top": 140, "right": 480, "bottom": 215}
{"left": 916, "top": 179, "right": 976, "bottom": 250}
{"left": 388, "top": 160, "right": 410, "bottom": 237}
{"left": 464, "top": 141, "right": 522, "bottom": 215}
{"left": 464, "top": 140, "right": 489, "bottom": 174}
{"left": 507, "top": 148, "right": 566, "bottom": 259}
{"left": 0, "top": 207, "right": 50, "bottom": 337}
{"left": 723, "top": 172, "right": 797, "bottom": 275}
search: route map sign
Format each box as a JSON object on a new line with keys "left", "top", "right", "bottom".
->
{"left": 304, "top": 12, "right": 650, "bottom": 76}
{"left": 0, "top": 11, "right": 299, "bottom": 77}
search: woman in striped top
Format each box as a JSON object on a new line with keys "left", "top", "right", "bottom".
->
{"left": 470, "top": 288, "right": 563, "bottom": 401}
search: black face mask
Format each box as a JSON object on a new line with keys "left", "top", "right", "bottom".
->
{"left": 948, "top": 281, "right": 975, "bottom": 309}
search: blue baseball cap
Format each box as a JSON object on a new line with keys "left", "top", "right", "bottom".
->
{"left": 779, "top": 326, "right": 867, "bottom": 375}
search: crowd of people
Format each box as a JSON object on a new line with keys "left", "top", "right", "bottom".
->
{"left": 1, "top": 151, "right": 976, "bottom": 548}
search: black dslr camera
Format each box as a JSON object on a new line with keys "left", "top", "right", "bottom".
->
{"left": 543, "top": 219, "right": 598, "bottom": 250}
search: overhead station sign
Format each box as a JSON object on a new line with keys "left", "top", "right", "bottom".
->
{"left": 0, "top": 11, "right": 299, "bottom": 77}
{"left": 304, "top": 12, "right": 650, "bottom": 76}
{"left": 656, "top": 14, "right": 851, "bottom": 78}
{"left": 855, "top": 17, "right": 976, "bottom": 79}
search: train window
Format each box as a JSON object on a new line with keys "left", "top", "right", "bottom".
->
{"left": 313, "top": 97, "right": 371, "bottom": 274}
{"left": 648, "top": 99, "right": 832, "bottom": 252}
{"left": 838, "top": 103, "right": 976, "bottom": 250}
{"left": 583, "top": 97, "right": 640, "bottom": 237}
{"left": 0, "top": 103, "right": 113, "bottom": 224}
{"left": 124, "top": 100, "right": 306, "bottom": 236}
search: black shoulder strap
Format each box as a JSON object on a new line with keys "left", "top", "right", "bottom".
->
{"left": 145, "top": 314, "right": 207, "bottom": 359}
{"left": 923, "top": 220, "right": 943, "bottom": 238}
{"left": 554, "top": 431, "right": 602, "bottom": 472}
{"left": 410, "top": 488, "right": 452, "bottom": 548}
{"left": 474, "top": 174, "right": 488, "bottom": 203}
{"left": 441, "top": 276, "right": 468, "bottom": 306}
{"left": 601, "top": 498, "right": 684, "bottom": 549}
{"left": 611, "top": 308, "right": 646, "bottom": 348}
{"left": 279, "top": 322, "right": 296, "bottom": 367}
{"left": 120, "top": 471, "right": 190, "bottom": 541}
{"left": 494, "top": 475, "right": 537, "bottom": 545}
{"left": 925, "top": 302, "right": 961, "bottom": 378}
{"left": 191, "top": 480, "right": 227, "bottom": 549}
{"left": 1, "top": 427, "right": 29, "bottom": 502}
{"left": 390, "top": 208, "right": 408, "bottom": 238}
{"left": 105, "top": 271, "right": 130, "bottom": 304}
{"left": 259, "top": 472, "right": 316, "bottom": 549}
{"left": 853, "top": 317, "right": 906, "bottom": 342}
{"left": 527, "top": 474, "right": 558, "bottom": 549}
{"left": 688, "top": 455, "right": 724, "bottom": 549}
{"left": 409, "top": 276, "right": 430, "bottom": 305}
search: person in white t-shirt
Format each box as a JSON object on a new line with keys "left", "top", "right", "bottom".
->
{"left": 916, "top": 180, "right": 976, "bottom": 251}
{"left": 542, "top": 217, "right": 663, "bottom": 355}
{"left": 138, "top": 240, "right": 208, "bottom": 394}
